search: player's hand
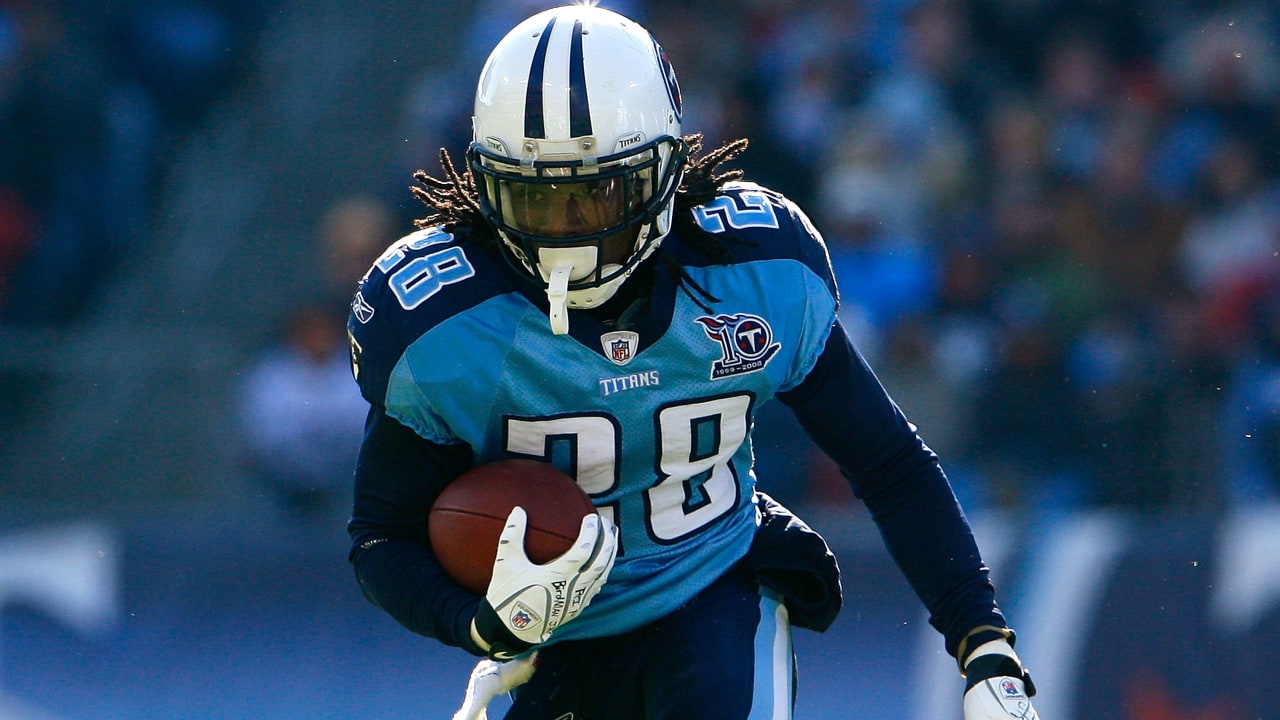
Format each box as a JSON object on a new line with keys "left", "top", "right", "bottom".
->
{"left": 450, "top": 651, "right": 539, "bottom": 720}
{"left": 472, "top": 506, "right": 617, "bottom": 659}
{"left": 962, "top": 639, "right": 1039, "bottom": 720}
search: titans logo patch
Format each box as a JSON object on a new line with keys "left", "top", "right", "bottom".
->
{"left": 695, "top": 313, "right": 781, "bottom": 379}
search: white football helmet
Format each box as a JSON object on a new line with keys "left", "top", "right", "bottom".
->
{"left": 467, "top": 5, "right": 688, "bottom": 334}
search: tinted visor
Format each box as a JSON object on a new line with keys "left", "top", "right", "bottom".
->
{"left": 499, "top": 177, "right": 629, "bottom": 237}
{"left": 498, "top": 170, "right": 655, "bottom": 241}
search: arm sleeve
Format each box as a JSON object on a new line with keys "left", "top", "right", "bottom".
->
{"left": 346, "top": 404, "right": 487, "bottom": 656}
{"left": 777, "top": 321, "right": 1008, "bottom": 658}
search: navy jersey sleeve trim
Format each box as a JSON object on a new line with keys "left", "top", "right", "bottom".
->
{"left": 347, "top": 405, "right": 486, "bottom": 655}
{"left": 778, "top": 323, "right": 1007, "bottom": 657}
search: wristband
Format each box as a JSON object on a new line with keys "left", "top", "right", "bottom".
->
{"left": 957, "top": 625, "right": 1016, "bottom": 670}
{"left": 964, "top": 653, "right": 1037, "bottom": 697}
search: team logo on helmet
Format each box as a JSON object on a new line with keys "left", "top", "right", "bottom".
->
{"left": 653, "top": 39, "right": 682, "bottom": 120}
{"left": 695, "top": 313, "right": 781, "bottom": 379}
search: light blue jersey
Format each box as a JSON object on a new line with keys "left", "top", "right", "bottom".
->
{"left": 349, "top": 183, "right": 839, "bottom": 642}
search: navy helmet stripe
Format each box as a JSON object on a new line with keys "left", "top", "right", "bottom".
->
{"left": 568, "top": 20, "right": 592, "bottom": 138}
{"left": 524, "top": 15, "right": 559, "bottom": 139}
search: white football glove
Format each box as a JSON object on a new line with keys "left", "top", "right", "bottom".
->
{"left": 472, "top": 506, "right": 617, "bottom": 659}
{"left": 450, "top": 652, "right": 539, "bottom": 720}
{"left": 963, "top": 639, "right": 1039, "bottom": 719}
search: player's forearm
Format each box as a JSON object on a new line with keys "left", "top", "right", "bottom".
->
{"left": 347, "top": 406, "right": 485, "bottom": 652}
{"left": 863, "top": 460, "right": 1008, "bottom": 658}
{"left": 349, "top": 532, "right": 486, "bottom": 655}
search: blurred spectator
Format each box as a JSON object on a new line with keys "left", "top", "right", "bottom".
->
{"left": 645, "top": 2, "right": 753, "bottom": 152}
{"left": 860, "top": 0, "right": 1000, "bottom": 214}
{"left": 0, "top": 1, "right": 109, "bottom": 324}
{"left": 1067, "top": 307, "right": 1176, "bottom": 508}
{"left": 747, "top": 0, "right": 876, "bottom": 204}
{"left": 875, "top": 315, "right": 986, "bottom": 508}
{"left": 1038, "top": 27, "right": 1117, "bottom": 184}
{"left": 236, "top": 302, "right": 366, "bottom": 517}
{"left": 233, "top": 192, "right": 393, "bottom": 517}
{"left": 1175, "top": 136, "right": 1279, "bottom": 300}
{"left": 1150, "top": 1, "right": 1279, "bottom": 202}
{"left": 969, "top": 307, "right": 1088, "bottom": 510}
{"left": 818, "top": 112, "right": 938, "bottom": 360}
{"left": 318, "top": 193, "right": 395, "bottom": 309}
{"left": 0, "top": 0, "right": 258, "bottom": 326}
{"left": 1219, "top": 275, "right": 1280, "bottom": 503}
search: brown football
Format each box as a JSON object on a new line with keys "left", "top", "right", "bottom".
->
{"left": 428, "top": 459, "right": 595, "bottom": 594}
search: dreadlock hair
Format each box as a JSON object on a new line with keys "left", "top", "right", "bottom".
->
{"left": 409, "top": 148, "right": 481, "bottom": 231}
{"left": 409, "top": 133, "right": 752, "bottom": 311}
{"left": 674, "top": 133, "right": 750, "bottom": 209}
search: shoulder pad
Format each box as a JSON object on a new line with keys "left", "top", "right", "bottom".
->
{"left": 680, "top": 182, "right": 836, "bottom": 297}
{"left": 347, "top": 225, "right": 514, "bottom": 405}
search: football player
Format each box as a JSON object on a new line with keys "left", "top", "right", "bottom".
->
{"left": 346, "top": 5, "right": 1039, "bottom": 719}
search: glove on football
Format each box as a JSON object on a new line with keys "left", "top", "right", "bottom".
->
{"left": 473, "top": 507, "right": 617, "bottom": 660}
{"left": 450, "top": 652, "right": 539, "bottom": 720}
{"left": 963, "top": 639, "right": 1039, "bottom": 720}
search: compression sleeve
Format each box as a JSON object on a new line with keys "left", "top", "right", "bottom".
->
{"left": 347, "top": 405, "right": 487, "bottom": 656}
{"left": 776, "top": 322, "right": 1008, "bottom": 658}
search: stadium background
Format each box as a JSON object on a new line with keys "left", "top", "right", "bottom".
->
{"left": 1, "top": 0, "right": 1278, "bottom": 718}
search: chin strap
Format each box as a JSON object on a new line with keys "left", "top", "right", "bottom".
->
{"left": 539, "top": 246, "right": 598, "bottom": 336}
{"left": 545, "top": 263, "right": 573, "bottom": 335}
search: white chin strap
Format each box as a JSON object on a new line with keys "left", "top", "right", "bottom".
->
{"left": 538, "top": 247, "right": 599, "bottom": 335}
{"left": 544, "top": 264, "right": 573, "bottom": 335}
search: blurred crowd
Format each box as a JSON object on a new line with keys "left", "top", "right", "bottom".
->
{"left": 0, "top": 0, "right": 270, "bottom": 324}
{"left": 6, "top": 0, "right": 1279, "bottom": 515}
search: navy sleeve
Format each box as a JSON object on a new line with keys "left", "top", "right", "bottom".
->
{"left": 347, "top": 404, "right": 487, "bottom": 656}
{"left": 777, "top": 321, "right": 1008, "bottom": 658}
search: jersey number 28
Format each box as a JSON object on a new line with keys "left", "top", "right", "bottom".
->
{"left": 504, "top": 393, "right": 752, "bottom": 547}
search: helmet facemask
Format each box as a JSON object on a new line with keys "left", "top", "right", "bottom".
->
{"left": 470, "top": 136, "right": 685, "bottom": 330}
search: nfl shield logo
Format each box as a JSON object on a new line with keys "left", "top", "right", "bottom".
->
{"left": 600, "top": 331, "right": 639, "bottom": 366}
{"left": 510, "top": 609, "right": 532, "bottom": 630}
